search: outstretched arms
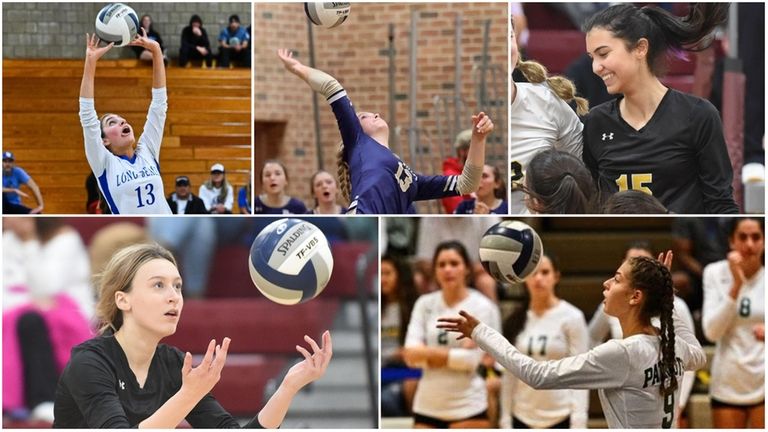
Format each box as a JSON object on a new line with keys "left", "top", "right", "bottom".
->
{"left": 277, "top": 48, "right": 343, "bottom": 99}
{"left": 80, "top": 33, "right": 114, "bottom": 99}
{"left": 455, "top": 112, "right": 493, "bottom": 195}
{"left": 129, "top": 27, "right": 165, "bottom": 89}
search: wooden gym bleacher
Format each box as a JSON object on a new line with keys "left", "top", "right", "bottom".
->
{"left": 3, "top": 59, "right": 251, "bottom": 214}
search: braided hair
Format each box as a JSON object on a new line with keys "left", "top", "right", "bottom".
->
{"left": 336, "top": 141, "right": 351, "bottom": 203}
{"left": 627, "top": 255, "right": 677, "bottom": 397}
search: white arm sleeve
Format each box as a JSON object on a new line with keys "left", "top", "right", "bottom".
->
{"left": 701, "top": 264, "right": 738, "bottom": 342}
{"left": 673, "top": 298, "right": 697, "bottom": 408}
{"left": 499, "top": 372, "right": 515, "bottom": 429}
{"left": 673, "top": 305, "right": 707, "bottom": 371}
{"left": 79, "top": 97, "right": 110, "bottom": 175}
{"left": 446, "top": 348, "right": 484, "bottom": 371}
{"left": 554, "top": 97, "right": 584, "bottom": 159}
{"left": 139, "top": 87, "right": 168, "bottom": 161}
{"left": 307, "top": 68, "right": 344, "bottom": 100}
{"left": 587, "top": 304, "right": 612, "bottom": 348}
{"left": 566, "top": 313, "right": 590, "bottom": 429}
{"left": 473, "top": 322, "right": 631, "bottom": 390}
{"left": 455, "top": 163, "right": 483, "bottom": 195}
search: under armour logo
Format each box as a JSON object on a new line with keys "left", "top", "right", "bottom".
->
{"left": 602, "top": 132, "right": 614, "bottom": 141}
{"left": 118, "top": 380, "right": 125, "bottom": 390}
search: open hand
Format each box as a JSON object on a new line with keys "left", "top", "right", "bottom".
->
{"left": 128, "top": 27, "right": 160, "bottom": 53}
{"left": 283, "top": 331, "right": 332, "bottom": 392}
{"left": 181, "top": 338, "right": 230, "bottom": 399}
{"left": 277, "top": 48, "right": 304, "bottom": 76}
{"left": 436, "top": 310, "right": 481, "bottom": 340}
{"left": 85, "top": 33, "right": 114, "bottom": 61}
{"left": 657, "top": 250, "right": 673, "bottom": 270}
{"left": 471, "top": 112, "right": 494, "bottom": 138}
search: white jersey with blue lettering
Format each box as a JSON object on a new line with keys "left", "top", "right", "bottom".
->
{"left": 79, "top": 88, "right": 171, "bottom": 214}
{"left": 474, "top": 308, "right": 705, "bottom": 428}
{"left": 405, "top": 289, "right": 501, "bottom": 421}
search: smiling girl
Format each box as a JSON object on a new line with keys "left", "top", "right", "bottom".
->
{"left": 79, "top": 32, "right": 171, "bottom": 214}
{"left": 581, "top": 4, "right": 737, "bottom": 214}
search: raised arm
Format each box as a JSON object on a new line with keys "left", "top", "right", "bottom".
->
{"left": 277, "top": 48, "right": 343, "bottom": 99}
{"left": 129, "top": 27, "right": 165, "bottom": 89}
{"left": 80, "top": 34, "right": 114, "bottom": 99}
{"left": 455, "top": 112, "right": 493, "bottom": 195}
{"left": 256, "top": 331, "right": 332, "bottom": 428}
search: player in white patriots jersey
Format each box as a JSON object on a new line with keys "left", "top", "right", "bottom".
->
{"left": 702, "top": 218, "right": 764, "bottom": 428}
{"left": 79, "top": 31, "right": 171, "bottom": 214}
{"left": 440, "top": 253, "right": 706, "bottom": 429}
{"left": 403, "top": 241, "right": 501, "bottom": 428}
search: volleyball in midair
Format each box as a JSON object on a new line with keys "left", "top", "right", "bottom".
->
{"left": 95, "top": 3, "right": 139, "bottom": 47}
{"left": 479, "top": 220, "right": 543, "bottom": 284}
{"left": 304, "top": 2, "right": 351, "bottom": 29}
{"left": 249, "top": 218, "right": 334, "bottom": 305}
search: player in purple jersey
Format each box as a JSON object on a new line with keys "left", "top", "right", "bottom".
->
{"left": 277, "top": 49, "right": 493, "bottom": 215}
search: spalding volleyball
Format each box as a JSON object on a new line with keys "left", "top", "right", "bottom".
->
{"left": 479, "top": 220, "right": 543, "bottom": 284}
{"left": 249, "top": 218, "right": 334, "bottom": 305}
{"left": 95, "top": 3, "right": 139, "bottom": 47}
{"left": 304, "top": 2, "right": 351, "bottom": 29}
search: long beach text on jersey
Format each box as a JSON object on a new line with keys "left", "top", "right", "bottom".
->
{"left": 642, "top": 356, "right": 684, "bottom": 388}
{"left": 115, "top": 164, "right": 161, "bottom": 187}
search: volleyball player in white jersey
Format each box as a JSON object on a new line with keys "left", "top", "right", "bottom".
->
{"left": 509, "top": 20, "right": 586, "bottom": 213}
{"left": 499, "top": 253, "right": 589, "bottom": 429}
{"left": 403, "top": 241, "right": 501, "bottom": 428}
{"left": 588, "top": 242, "right": 696, "bottom": 426}
{"left": 79, "top": 31, "right": 171, "bottom": 214}
{"left": 702, "top": 218, "right": 764, "bottom": 428}
{"left": 439, "top": 252, "right": 706, "bottom": 429}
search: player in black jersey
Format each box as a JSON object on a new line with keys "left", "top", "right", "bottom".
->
{"left": 581, "top": 4, "right": 738, "bottom": 214}
{"left": 53, "top": 244, "right": 331, "bottom": 428}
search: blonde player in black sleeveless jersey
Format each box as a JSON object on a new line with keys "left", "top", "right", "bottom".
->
{"left": 439, "top": 252, "right": 705, "bottom": 429}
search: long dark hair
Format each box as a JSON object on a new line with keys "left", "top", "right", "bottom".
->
{"left": 583, "top": 3, "right": 729, "bottom": 76}
{"left": 502, "top": 253, "right": 561, "bottom": 344}
{"left": 381, "top": 254, "right": 419, "bottom": 346}
{"left": 432, "top": 241, "right": 473, "bottom": 287}
{"left": 627, "top": 256, "right": 677, "bottom": 397}
{"left": 523, "top": 149, "right": 597, "bottom": 214}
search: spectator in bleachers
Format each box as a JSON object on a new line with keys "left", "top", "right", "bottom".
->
{"left": 3, "top": 151, "right": 44, "bottom": 214}
{"left": 53, "top": 243, "right": 332, "bottom": 428}
{"left": 522, "top": 149, "right": 597, "bottom": 214}
{"left": 581, "top": 4, "right": 738, "bottom": 214}
{"left": 381, "top": 254, "right": 419, "bottom": 417}
{"left": 307, "top": 170, "right": 344, "bottom": 214}
{"left": 601, "top": 190, "right": 668, "bottom": 214}
{"left": 131, "top": 15, "right": 168, "bottom": 66}
{"left": 167, "top": 175, "right": 207, "bottom": 215}
{"left": 454, "top": 164, "right": 507, "bottom": 215}
{"left": 509, "top": 19, "right": 588, "bottom": 214}
{"left": 499, "top": 253, "right": 589, "bottom": 428}
{"left": 238, "top": 180, "right": 252, "bottom": 214}
{"left": 403, "top": 241, "right": 501, "bottom": 429}
{"left": 587, "top": 242, "right": 697, "bottom": 427}
{"left": 254, "top": 160, "right": 307, "bottom": 214}
{"left": 3, "top": 218, "right": 93, "bottom": 424}
{"left": 702, "top": 218, "right": 764, "bottom": 429}
{"left": 199, "top": 163, "right": 234, "bottom": 214}
{"left": 178, "top": 14, "right": 213, "bottom": 68}
{"left": 218, "top": 14, "right": 251, "bottom": 68}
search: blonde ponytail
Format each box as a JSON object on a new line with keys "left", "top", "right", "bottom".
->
{"left": 517, "top": 59, "right": 589, "bottom": 116}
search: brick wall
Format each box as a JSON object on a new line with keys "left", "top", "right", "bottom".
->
{"left": 254, "top": 2, "right": 509, "bottom": 212}
{"left": 3, "top": 3, "right": 251, "bottom": 60}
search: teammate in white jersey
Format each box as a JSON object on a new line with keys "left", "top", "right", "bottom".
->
{"left": 702, "top": 218, "right": 764, "bottom": 428}
{"left": 500, "top": 253, "right": 589, "bottom": 428}
{"left": 403, "top": 241, "right": 501, "bottom": 428}
{"left": 509, "top": 21, "right": 586, "bottom": 213}
{"left": 588, "top": 242, "right": 697, "bottom": 427}
{"left": 79, "top": 31, "right": 171, "bottom": 214}
{"left": 440, "top": 253, "right": 706, "bottom": 429}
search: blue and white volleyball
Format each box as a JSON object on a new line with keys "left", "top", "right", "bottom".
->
{"left": 304, "top": 2, "right": 351, "bottom": 29}
{"left": 95, "top": 3, "right": 139, "bottom": 47}
{"left": 479, "top": 220, "right": 543, "bottom": 284}
{"left": 249, "top": 218, "right": 334, "bottom": 305}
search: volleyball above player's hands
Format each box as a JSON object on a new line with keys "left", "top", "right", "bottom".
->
{"left": 479, "top": 220, "right": 543, "bottom": 284}
{"left": 249, "top": 218, "right": 334, "bottom": 305}
{"left": 304, "top": 2, "right": 351, "bottom": 29}
{"left": 95, "top": 3, "right": 139, "bottom": 47}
